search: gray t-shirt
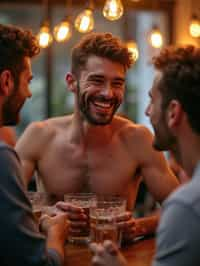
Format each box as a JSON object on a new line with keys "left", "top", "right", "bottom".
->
{"left": 0, "top": 142, "right": 62, "bottom": 266}
{"left": 153, "top": 162, "right": 200, "bottom": 266}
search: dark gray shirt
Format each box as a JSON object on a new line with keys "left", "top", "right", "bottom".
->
{"left": 153, "top": 162, "right": 200, "bottom": 266}
{"left": 0, "top": 142, "right": 62, "bottom": 266}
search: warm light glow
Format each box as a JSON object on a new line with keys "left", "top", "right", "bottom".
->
{"left": 189, "top": 16, "right": 200, "bottom": 38}
{"left": 54, "top": 21, "right": 72, "bottom": 42}
{"left": 126, "top": 41, "right": 139, "bottom": 61}
{"left": 103, "top": 0, "right": 124, "bottom": 21}
{"left": 37, "top": 25, "right": 52, "bottom": 48}
{"left": 150, "top": 27, "right": 163, "bottom": 49}
{"left": 75, "top": 9, "right": 94, "bottom": 33}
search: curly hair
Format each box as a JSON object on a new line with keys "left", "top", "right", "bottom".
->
{"left": 152, "top": 45, "right": 200, "bottom": 134}
{"left": 0, "top": 24, "right": 40, "bottom": 84}
{"left": 71, "top": 32, "right": 134, "bottom": 77}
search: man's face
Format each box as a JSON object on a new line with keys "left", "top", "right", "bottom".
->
{"left": 76, "top": 56, "right": 126, "bottom": 125}
{"left": 3, "top": 57, "right": 32, "bottom": 125}
{"left": 145, "top": 71, "right": 176, "bottom": 151}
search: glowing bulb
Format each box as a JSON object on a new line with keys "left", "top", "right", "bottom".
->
{"left": 75, "top": 9, "right": 94, "bottom": 33}
{"left": 37, "top": 25, "right": 52, "bottom": 48}
{"left": 126, "top": 41, "right": 139, "bottom": 62}
{"left": 103, "top": 0, "right": 124, "bottom": 21}
{"left": 150, "top": 27, "right": 163, "bottom": 49}
{"left": 189, "top": 16, "right": 200, "bottom": 38}
{"left": 54, "top": 21, "right": 72, "bottom": 42}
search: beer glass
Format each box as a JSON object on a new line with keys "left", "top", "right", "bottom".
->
{"left": 64, "top": 193, "right": 97, "bottom": 244}
{"left": 26, "top": 191, "right": 50, "bottom": 222}
{"left": 90, "top": 196, "right": 126, "bottom": 247}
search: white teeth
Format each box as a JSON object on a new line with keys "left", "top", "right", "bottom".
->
{"left": 94, "top": 101, "right": 111, "bottom": 108}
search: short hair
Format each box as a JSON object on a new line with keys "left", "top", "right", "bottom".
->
{"left": 152, "top": 45, "right": 200, "bottom": 134}
{"left": 71, "top": 32, "right": 134, "bottom": 77}
{"left": 0, "top": 24, "right": 40, "bottom": 82}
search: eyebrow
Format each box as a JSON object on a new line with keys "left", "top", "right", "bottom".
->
{"left": 88, "top": 74, "right": 125, "bottom": 82}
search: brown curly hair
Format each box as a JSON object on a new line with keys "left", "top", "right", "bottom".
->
{"left": 71, "top": 32, "right": 134, "bottom": 77}
{"left": 0, "top": 24, "right": 40, "bottom": 84}
{"left": 152, "top": 45, "right": 200, "bottom": 134}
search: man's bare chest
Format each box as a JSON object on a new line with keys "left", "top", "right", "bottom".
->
{"left": 37, "top": 142, "right": 137, "bottom": 196}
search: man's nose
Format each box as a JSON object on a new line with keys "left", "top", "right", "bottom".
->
{"left": 145, "top": 104, "right": 150, "bottom": 116}
{"left": 101, "top": 83, "right": 113, "bottom": 97}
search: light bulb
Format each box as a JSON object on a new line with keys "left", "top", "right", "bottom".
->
{"left": 189, "top": 15, "right": 200, "bottom": 38}
{"left": 126, "top": 41, "right": 139, "bottom": 62}
{"left": 103, "top": 0, "right": 124, "bottom": 21}
{"left": 54, "top": 21, "right": 72, "bottom": 42}
{"left": 75, "top": 8, "right": 94, "bottom": 33}
{"left": 150, "top": 27, "right": 163, "bottom": 49}
{"left": 37, "top": 24, "right": 52, "bottom": 48}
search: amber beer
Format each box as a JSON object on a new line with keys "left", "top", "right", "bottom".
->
{"left": 79, "top": 206, "right": 90, "bottom": 237}
{"left": 33, "top": 209, "right": 42, "bottom": 222}
{"left": 90, "top": 215, "right": 118, "bottom": 243}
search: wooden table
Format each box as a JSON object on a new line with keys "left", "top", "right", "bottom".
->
{"left": 64, "top": 237, "right": 156, "bottom": 266}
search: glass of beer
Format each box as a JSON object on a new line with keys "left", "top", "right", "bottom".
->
{"left": 26, "top": 191, "right": 50, "bottom": 222}
{"left": 90, "top": 196, "right": 126, "bottom": 247}
{"left": 64, "top": 193, "right": 97, "bottom": 244}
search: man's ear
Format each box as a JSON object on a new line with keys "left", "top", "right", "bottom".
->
{"left": 0, "top": 70, "right": 14, "bottom": 96}
{"left": 167, "top": 100, "right": 183, "bottom": 129}
{"left": 65, "top": 72, "right": 78, "bottom": 93}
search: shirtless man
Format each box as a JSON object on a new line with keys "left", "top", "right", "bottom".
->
{"left": 16, "top": 32, "right": 179, "bottom": 241}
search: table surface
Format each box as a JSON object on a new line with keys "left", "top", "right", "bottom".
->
{"left": 64, "top": 237, "right": 156, "bottom": 266}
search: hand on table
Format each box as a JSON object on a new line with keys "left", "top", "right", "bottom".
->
{"left": 90, "top": 240, "right": 127, "bottom": 266}
{"left": 55, "top": 201, "right": 88, "bottom": 236}
{"left": 117, "top": 211, "right": 146, "bottom": 243}
{"left": 39, "top": 212, "right": 69, "bottom": 243}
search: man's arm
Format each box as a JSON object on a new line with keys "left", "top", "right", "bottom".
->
{"left": 15, "top": 122, "right": 46, "bottom": 188}
{"left": 135, "top": 126, "right": 179, "bottom": 201}
{"left": 0, "top": 144, "right": 67, "bottom": 266}
{"left": 153, "top": 199, "right": 199, "bottom": 266}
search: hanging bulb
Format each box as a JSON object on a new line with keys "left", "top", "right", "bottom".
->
{"left": 126, "top": 41, "right": 139, "bottom": 62}
{"left": 54, "top": 20, "right": 72, "bottom": 42}
{"left": 149, "top": 26, "right": 163, "bottom": 49}
{"left": 37, "top": 22, "right": 52, "bottom": 48}
{"left": 189, "top": 15, "right": 200, "bottom": 38}
{"left": 75, "top": 8, "right": 94, "bottom": 33}
{"left": 103, "top": 0, "right": 124, "bottom": 21}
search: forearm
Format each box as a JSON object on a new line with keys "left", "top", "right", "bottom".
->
{"left": 46, "top": 233, "right": 65, "bottom": 265}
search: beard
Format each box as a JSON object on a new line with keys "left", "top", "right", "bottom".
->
{"left": 77, "top": 84, "right": 121, "bottom": 126}
{"left": 2, "top": 81, "right": 23, "bottom": 126}
{"left": 153, "top": 127, "right": 176, "bottom": 151}
{"left": 152, "top": 114, "right": 176, "bottom": 152}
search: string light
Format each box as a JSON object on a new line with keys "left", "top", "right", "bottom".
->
{"left": 149, "top": 25, "right": 163, "bottom": 49}
{"left": 103, "top": 0, "right": 124, "bottom": 21}
{"left": 75, "top": 8, "right": 94, "bottom": 33}
{"left": 37, "top": 21, "right": 52, "bottom": 48}
{"left": 126, "top": 40, "right": 139, "bottom": 62}
{"left": 189, "top": 14, "right": 200, "bottom": 38}
{"left": 54, "top": 19, "right": 72, "bottom": 42}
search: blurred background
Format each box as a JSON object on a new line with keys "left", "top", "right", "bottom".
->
{"left": 0, "top": 0, "right": 198, "bottom": 215}
{"left": 0, "top": 0, "right": 199, "bottom": 135}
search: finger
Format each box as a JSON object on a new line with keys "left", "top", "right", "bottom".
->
{"left": 116, "top": 212, "right": 132, "bottom": 222}
{"left": 117, "top": 218, "right": 135, "bottom": 230}
{"left": 103, "top": 240, "right": 119, "bottom": 256}
{"left": 89, "top": 243, "right": 100, "bottom": 254}
{"left": 68, "top": 212, "right": 87, "bottom": 221}
{"left": 56, "top": 201, "right": 84, "bottom": 213}
{"left": 92, "top": 255, "right": 104, "bottom": 266}
{"left": 89, "top": 243, "right": 104, "bottom": 255}
{"left": 70, "top": 220, "right": 87, "bottom": 228}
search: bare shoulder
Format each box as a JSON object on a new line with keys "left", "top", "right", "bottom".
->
{"left": 22, "top": 115, "right": 73, "bottom": 138}
{"left": 16, "top": 115, "right": 73, "bottom": 152}
{"left": 113, "top": 115, "right": 153, "bottom": 144}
